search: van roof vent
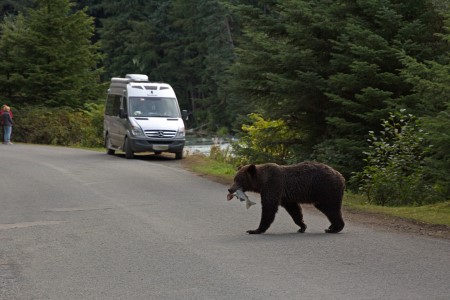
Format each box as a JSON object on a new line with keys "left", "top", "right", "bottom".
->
{"left": 144, "top": 86, "right": 158, "bottom": 90}
{"left": 125, "top": 74, "right": 149, "bottom": 82}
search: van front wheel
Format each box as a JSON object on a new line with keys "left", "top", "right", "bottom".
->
{"left": 175, "top": 151, "right": 183, "bottom": 160}
{"left": 124, "top": 137, "right": 134, "bottom": 159}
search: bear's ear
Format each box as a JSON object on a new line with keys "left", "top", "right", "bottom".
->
{"left": 247, "top": 164, "right": 257, "bottom": 175}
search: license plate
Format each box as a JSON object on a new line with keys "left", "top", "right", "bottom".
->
{"left": 153, "top": 145, "right": 168, "bottom": 151}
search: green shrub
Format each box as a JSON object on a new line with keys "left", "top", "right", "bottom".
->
{"left": 232, "top": 113, "right": 303, "bottom": 165}
{"left": 216, "top": 126, "right": 229, "bottom": 137}
{"left": 352, "top": 110, "right": 440, "bottom": 206}
{"left": 12, "top": 103, "right": 104, "bottom": 147}
{"left": 209, "top": 144, "right": 233, "bottom": 163}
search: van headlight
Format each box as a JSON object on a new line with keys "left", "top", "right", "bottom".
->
{"left": 131, "top": 125, "right": 144, "bottom": 137}
{"left": 176, "top": 126, "right": 185, "bottom": 138}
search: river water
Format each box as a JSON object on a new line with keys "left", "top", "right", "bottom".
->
{"left": 183, "top": 136, "right": 233, "bottom": 156}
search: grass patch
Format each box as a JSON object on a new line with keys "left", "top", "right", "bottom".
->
{"left": 183, "top": 154, "right": 235, "bottom": 183}
{"left": 344, "top": 193, "right": 450, "bottom": 226}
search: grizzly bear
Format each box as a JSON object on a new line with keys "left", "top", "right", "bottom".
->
{"left": 227, "top": 162, "right": 345, "bottom": 234}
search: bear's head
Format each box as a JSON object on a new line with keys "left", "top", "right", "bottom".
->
{"left": 228, "top": 164, "right": 258, "bottom": 194}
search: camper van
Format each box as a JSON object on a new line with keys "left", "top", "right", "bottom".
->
{"left": 104, "top": 74, "right": 187, "bottom": 159}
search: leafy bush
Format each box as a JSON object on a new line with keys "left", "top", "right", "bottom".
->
{"left": 12, "top": 103, "right": 104, "bottom": 147}
{"left": 209, "top": 144, "right": 234, "bottom": 164}
{"left": 352, "top": 110, "right": 440, "bottom": 206}
{"left": 232, "top": 113, "right": 303, "bottom": 165}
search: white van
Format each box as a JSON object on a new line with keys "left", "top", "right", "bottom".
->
{"left": 104, "top": 74, "right": 187, "bottom": 159}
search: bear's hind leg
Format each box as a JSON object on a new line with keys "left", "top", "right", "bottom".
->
{"left": 283, "top": 202, "right": 307, "bottom": 233}
{"left": 314, "top": 203, "right": 345, "bottom": 233}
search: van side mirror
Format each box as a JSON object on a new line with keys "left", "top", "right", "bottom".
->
{"left": 119, "top": 108, "right": 127, "bottom": 119}
{"left": 181, "top": 110, "right": 189, "bottom": 121}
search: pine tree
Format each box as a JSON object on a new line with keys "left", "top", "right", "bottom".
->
{"left": 159, "top": 0, "right": 236, "bottom": 129}
{"left": 74, "top": 0, "right": 103, "bottom": 43}
{"left": 197, "top": 0, "right": 236, "bottom": 131}
{"left": 98, "top": 0, "right": 145, "bottom": 78}
{"left": 0, "top": 14, "right": 27, "bottom": 100}
{"left": 400, "top": 12, "right": 450, "bottom": 198}
{"left": 0, "top": 0, "right": 104, "bottom": 107}
{"left": 319, "top": 0, "right": 449, "bottom": 175}
{"left": 124, "top": 1, "right": 171, "bottom": 81}
{"left": 228, "top": 0, "right": 341, "bottom": 159}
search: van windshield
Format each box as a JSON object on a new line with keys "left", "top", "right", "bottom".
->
{"left": 129, "top": 97, "right": 180, "bottom": 118}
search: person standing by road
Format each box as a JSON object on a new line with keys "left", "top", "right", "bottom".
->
{"left": 1, "top": 104, "right": 13, "bottom": 119}
{"left": 2, "top": 105, "right": 14, "bottom": 144}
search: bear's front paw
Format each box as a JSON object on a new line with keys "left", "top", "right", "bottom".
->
{"left": 247, "top": 229, "right": 263, "bottom": 234}
{"left": 297, "top": 227, "right": 307, "bottom": 233}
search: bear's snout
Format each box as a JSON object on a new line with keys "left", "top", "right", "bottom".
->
{"left": 228, "top": 183, "right": 242, "bottom": 193}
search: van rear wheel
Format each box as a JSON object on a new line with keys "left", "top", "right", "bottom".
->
{"left": 124, "top": 137, "right": 134, "bottom": 159}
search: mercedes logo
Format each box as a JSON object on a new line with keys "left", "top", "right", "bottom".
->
{"left": 158, "top": 131, "right": 164, "bottom": 137}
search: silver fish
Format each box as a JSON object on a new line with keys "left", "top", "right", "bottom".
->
{"left": 235, "top": 189, "right": 256, "bottom": 209}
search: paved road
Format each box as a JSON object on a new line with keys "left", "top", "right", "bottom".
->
{"left": 0, "top": 144, "right": 449, "bottom": 300}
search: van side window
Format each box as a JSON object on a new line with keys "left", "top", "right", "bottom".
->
{"left": 113, "top": 95, "right": 121, "bottom": 116}
{"left": 105, "top": 94, "right": 115, "bottom": 116}
{"left": 106, "top": 94, "right": 122, "bottom": 116}
{"left": 120, "top": 96, "right": 128, "bottom": 115}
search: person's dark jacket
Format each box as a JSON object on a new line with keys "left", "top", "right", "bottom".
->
{"left": 1, "top": 111, "right": 14, "bottom": 126}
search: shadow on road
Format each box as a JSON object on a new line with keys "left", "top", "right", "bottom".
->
{"left": 111, "top": 152, "right": 184, "bottom": 165}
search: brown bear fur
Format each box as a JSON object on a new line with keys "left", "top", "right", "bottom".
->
{"left": 228, "top": 162, "right": 345, "bottom": 234}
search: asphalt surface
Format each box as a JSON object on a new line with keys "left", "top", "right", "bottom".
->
{"left": 0, "top": 144, "right": 449, "bottom": 300}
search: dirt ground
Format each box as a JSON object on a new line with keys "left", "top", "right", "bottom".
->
{"left": 181, "top": 156, "right": 450, "bottom": 240}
